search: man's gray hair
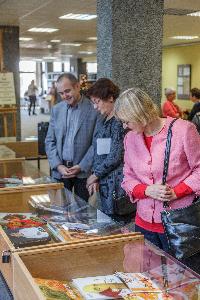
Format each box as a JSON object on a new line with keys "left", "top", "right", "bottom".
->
{"left": 57, "top": 73, "right": 78, "bottom": 85}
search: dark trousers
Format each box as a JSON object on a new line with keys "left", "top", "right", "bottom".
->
{"left": 135, "top": 224, "right": 170, "bottom": 253}
{"left": 29, "top": 95, "right": 36, "bottom": 115}
{"left": 60, "top": 177, "right": 89, "bottom": 202}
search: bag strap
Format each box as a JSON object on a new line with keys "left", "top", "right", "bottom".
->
{"left": 162, "top": 119, "right": 177, "bottom": 208}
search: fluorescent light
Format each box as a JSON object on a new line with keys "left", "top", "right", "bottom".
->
{"left": 79, "top": 51, "right": 93, "bottom": 54}
{"left": 47, "top": 45, "right": 52, "bottom": 49}
{"left": 43, "top": 56, "right": 56, "bottom": 60}
{"left": 170, "top": 36, "right": 199, "bottom": 40}
{"left": 28, "top": 28, "right": 58, "bottom": 33}
{"left": 187, "top": 11, "right": 200, "bottom": 17}
{"left": 88, "top": 37, "right": 97, "bottom": 41}
{"left": 50, "top": 39, "right": 61, "bottom": 42}
{"left": 19, "top": 37, "right": 33, "bottom": 41}
{"left": 61, "top": 43, "right": 81, "bottom": 46}
{"left": 59, "top": 13, "right": 97, "bottom": 20}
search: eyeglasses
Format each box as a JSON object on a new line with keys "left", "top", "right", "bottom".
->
{"left": 121, "top": 120, "right": 130, "bottom": 125}
{"left": 91, "top": 98, "right": 101, "bottom": 105}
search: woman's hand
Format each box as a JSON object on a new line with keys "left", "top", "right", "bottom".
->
{"left": 87, "top": 183, "right": 99, "bottom": 196}
{"left": 86, "top": 174, "right": 98, "bottom": 188}
{"left": 145, "top": 184, "right": 177, "bottom": 202}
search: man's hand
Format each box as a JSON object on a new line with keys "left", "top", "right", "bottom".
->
{"left": 145, "top": 184, "right": 177, "bottom": 202}
{"left": 62, "top": 165, "right": 81, "bottom": 178}
{"left": 86, "top": 174, "right": 98, "bottom": 188}
{"left": 57, "top": 164, "right": 71, "bottom": 176}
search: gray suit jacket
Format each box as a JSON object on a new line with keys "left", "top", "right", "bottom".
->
{"left": 45, "top": 95, "right": 98, "bottom": 179}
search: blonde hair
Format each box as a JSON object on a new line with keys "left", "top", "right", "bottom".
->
{"left": 114, "top": 87, "right": 159, "bottom": 126}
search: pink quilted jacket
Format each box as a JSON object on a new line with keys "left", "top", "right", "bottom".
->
{"left": 122, "top": 117, "right": 200, "bottom": 223}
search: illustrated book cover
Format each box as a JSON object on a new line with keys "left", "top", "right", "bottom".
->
{"left": 72, "top": 275, "right": 130, "bottom": 300}
{"left": 115, "top": 272, "right": 162, "bottom": 293}
{"left": 4, "top": 226, "right": 51, "bottom": 248}
{"left": 35, "top": 278, "right": 83, "bottom": 300}
{"left": 0, "top": 212, "right": 46, "bottom": 229}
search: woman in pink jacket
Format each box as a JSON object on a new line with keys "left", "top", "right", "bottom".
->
{"left": 114, "top": 87, "right": 200, "bottom": 252}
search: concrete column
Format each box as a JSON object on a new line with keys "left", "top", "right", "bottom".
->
{"left": 0, "top": 26, "right": 20, "bottom": 139}
{"left": 70, "top": 57, "right": 78, "bottom": 77}
{"left": 97, "top": 0, "right": 164, "bottom": 105}
{"left": 36, "top": 62, "right": 42, "bottom": 92}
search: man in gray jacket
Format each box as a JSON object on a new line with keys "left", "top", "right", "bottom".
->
{"left": 45, "top": 73, "right": 98, "bottom": 200}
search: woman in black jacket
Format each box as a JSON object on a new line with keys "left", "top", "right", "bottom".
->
{"left": 86, "top": 78, "right": 126, "bottom": 216}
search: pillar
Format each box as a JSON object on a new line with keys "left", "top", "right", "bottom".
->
{"left": 97, "top": 0, "right": 164, "bottom": 105}
{"left": 0, "top": 26, "right": 20, "bottom": 139}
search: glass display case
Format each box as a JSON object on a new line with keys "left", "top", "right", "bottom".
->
{"left": 0, "top": 187, "right": 139, "bottom": 292}
{"left": 0, "top": 159, "right": 59, "bottom": 191}
{"left": 12, "top": 235, "right": 200, "bottom": 300}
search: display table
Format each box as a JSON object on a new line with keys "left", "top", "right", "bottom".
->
{"left": 0, "top": 145, "right": 16, "bottom": 159}
{"left": 0, "top": 138, "right": 38, "bottom": 158}
{"left": 0, "top": 159, "right": 57, "bottom": 194}
{"left": 12, "top": 236, "right": 200, "bottom": 300}
{"left": 0, "top": 186, "right": 140, "bottom": 291}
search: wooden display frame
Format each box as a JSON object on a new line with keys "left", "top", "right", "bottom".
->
{"left": 0, "top": 141, "right": 38, "bottom": 158}
{"left": 12, "top": 234, "right": 144, "bottom": 300}
{"left": 0, "top": 159, "right": 54, "bottom": 194}
{"left": 0, "top": 106, "right": 17, "bottom": 137}
{"left": 0, "top": 157, "right": 25, "bottom": 163}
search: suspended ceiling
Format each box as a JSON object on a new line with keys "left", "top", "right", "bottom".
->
{"left": 0, "top": 0, "right": 200, "bottom": 61}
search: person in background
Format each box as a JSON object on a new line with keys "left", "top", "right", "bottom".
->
{"left": 27, "top": 80, "right": 38, "bottom": 115}
{"left": 187, "top": 88, "right": 200, "bottom": 121}
{"left": 162, "top": 87, "right": 182, "bottom": 118}
{"left": 86, "top": 78, "right": 126, "bottom": 216}
{"left": 114, "top": 87, "right": 200, "bottom": 252}
{"left": 45, "top": 73, "right": 98, "bottom": 201}
{"left": 49, "top": 81, "right": 57, "bottom": 107}
{"left": 192, "top": 112, "right": 200, "bottom": 134}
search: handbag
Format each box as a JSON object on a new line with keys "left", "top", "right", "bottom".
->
{"left": 161, "top": 119, "right": 200, "bottom": 260}
{"left": 113, "top": 191, "right": 136, "bottom": 216}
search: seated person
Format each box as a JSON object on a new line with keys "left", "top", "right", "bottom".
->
{"left": 162, "top": 88, "right": 182, "bottom": 118}
{"left": 188, "top": 88, "right": 200, "bottom": 121}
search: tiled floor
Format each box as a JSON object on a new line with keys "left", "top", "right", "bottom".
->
{"left": 21, "top": 106, "right": 50, "bottom": 140}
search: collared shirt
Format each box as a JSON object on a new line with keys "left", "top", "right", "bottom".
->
{"left": 62, "top": 97, "right": 83, "bottom": 162}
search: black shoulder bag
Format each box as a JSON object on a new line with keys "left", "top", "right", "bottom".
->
{"left": 113, "top": 190, "right": 136, "bottom": 216}
{"left": 161, "top": 119, "right": 200, "bottom": 264}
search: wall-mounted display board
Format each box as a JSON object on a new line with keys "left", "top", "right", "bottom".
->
{"left": 0, "top": 72, "right": 16, "bottom": 105}
{"left": 177, "top": 64, "right": 191, "bottom": 100}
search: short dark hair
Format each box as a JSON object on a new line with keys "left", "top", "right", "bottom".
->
{"left": 57, "top": 73, "right": 78, "bottom": 85}
{"left": 191, "top": 88, "right": 200, "bottom": 99}
{"left": 87, "top": 78, "right": 120, "bottom": 102}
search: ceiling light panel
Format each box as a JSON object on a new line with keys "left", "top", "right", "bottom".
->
{"left": 59, "top": 13, "right": 97, "bottom": 20}
{"left": 50, "top": 40, "right": 61, "bottom": 42}
{"left": 79, "top": 51, "right": 93, "bottom": 54}
{"left": 170, "top": 36, "right": 199, "bottom": 40}
{"left": 61, "top": 43, "right": 81, "bottom": 46}
{"left": 19, "top": 37, "right": 33, "bottom": 41}
{"left": 43, "top": 56, "right": 57, "bottom": 59}
{"left": 88, "top": 37, "right": 97, "bottom": 40}
{"left": 28, "top": 28, "right": 59, "bottom": 33}
{"left": 187, "top": 11, "right": 200, "bottom": 17}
